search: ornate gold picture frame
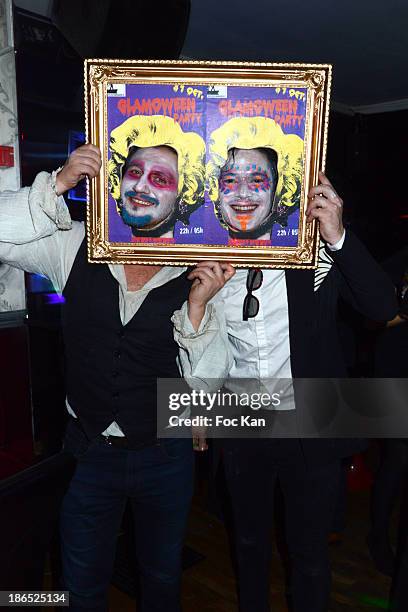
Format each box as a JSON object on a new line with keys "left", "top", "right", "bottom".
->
{"left": 85, "top": 59, "right": 331, "bottom": 268}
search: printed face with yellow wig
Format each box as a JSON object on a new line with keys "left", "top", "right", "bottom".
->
{"left": 207, "top": 117, "right": 304, "bottom": 239}
{"left": 218, "top": 148, "right": 278, "bottom": 235}
{"left": 119, "top": 146, "right": 179, "bottom": 232}
{"left": 108, "top": 115, "right": 206, "bottom": 239}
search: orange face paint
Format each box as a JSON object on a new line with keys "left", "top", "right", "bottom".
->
{"left": 236, "top": 214, "right": 251, "bottom": 231}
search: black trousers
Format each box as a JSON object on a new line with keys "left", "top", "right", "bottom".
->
{"left": 370, "top": 439, "right": 408, "bottom": 540}
{"left": 393, "top": 536, "right": 408, "bottom": 612}
{"left": 222, "top": 438, "right": 340, "bottom": 612}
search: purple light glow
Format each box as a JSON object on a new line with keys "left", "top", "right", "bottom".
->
{"left": 45, "top": 293, "right": 66, "bottom": 305}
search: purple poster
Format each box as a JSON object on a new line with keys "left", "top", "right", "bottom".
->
{"left": 106, "top": 82, "right": 307, "bottom": 249}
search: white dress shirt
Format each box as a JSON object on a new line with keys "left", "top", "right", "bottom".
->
{"left": 210, "top": 232, "right": 345, "bottom": 410}
{"left": 211, "top": 269, "right": 294, "bottom": 409}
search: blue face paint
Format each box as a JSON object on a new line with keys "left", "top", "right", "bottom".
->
{"left": 124, "top": 191, "right": 158, "bottom": 206}
{"left": 120, "top": 208, "right": 153, "bottom": 227}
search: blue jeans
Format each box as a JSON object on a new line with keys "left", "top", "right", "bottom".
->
{"left": 60, "top": 421, "right": 194, "bottom": 611}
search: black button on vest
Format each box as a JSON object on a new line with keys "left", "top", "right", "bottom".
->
{"left": 62, "top": 239, "right": 192, "bottom": 445}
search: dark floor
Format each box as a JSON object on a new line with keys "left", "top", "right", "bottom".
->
{"left": 39, "top": 457, "right": 398, "bottom": 612}
{"left": 102, "top": 488, "right": 395, "bottom": 612}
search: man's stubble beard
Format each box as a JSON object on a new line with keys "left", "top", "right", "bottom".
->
{"left": 118, "top": 197, "right": 180, "bottom": 238}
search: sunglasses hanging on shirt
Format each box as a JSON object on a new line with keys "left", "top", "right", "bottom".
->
{"left": 243, "top": 268, "right": 263, "bottom": 321}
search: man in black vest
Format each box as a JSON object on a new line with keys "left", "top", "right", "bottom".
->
{"left": 0, "top": 144, "right": 234, "bottom": 612}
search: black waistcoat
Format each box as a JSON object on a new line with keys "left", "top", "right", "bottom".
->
{"left": 61, "top": 239, "right": 192, "bottom": 444}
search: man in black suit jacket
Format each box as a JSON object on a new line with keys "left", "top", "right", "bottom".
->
{"left": 195, "top": 172, "right": 398, "bottom": 612}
